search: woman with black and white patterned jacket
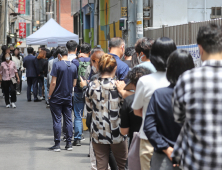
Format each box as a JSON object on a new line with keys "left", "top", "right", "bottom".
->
{"left": 85, "top": 53, "right": 128, "bottom": 170}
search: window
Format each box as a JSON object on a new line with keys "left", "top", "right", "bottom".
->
{"left": 21, "top": 0, "right": 30, "bottom": 16}
{"left": 26, "top": 23, "right": 30, "bottom": 37}
{"left": 211, "top": 7, "right": 222, "bottom": 19}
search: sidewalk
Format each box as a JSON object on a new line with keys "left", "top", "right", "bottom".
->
{"left": 0, "top": 83, "right": 90, "bottom": 170}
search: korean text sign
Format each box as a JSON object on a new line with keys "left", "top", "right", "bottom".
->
{"left": 19, "top": 22, "right": 26, "bottom": 38}
{"left": 18, "top": 0, "right": 26, "bottom": 14}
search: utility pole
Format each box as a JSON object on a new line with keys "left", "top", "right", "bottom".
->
{"left": 136, "top": 0, "right": 143, "bottom": 40}
{"left": 4, "top": 0, "right": 8, "bottom": 45}
{"left": 80, "top": 0, "right": 82, "bottom": 44}
{"left": 32, "top": 0, "right": 35, "bottom": 33}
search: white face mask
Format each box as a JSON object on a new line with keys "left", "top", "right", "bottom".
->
{"left": 139, "top": 53, "right": 145, "bottom": 63}
{"left": 6, "top": 57, "right": 10, "bottom": 61}
{"left": 92, "top": 65, "right": 97, "bottom": 73}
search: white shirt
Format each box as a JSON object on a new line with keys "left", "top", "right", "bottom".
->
{"left": 131, "top": 72, "right": 170, "bottom": 140}
{"left": 12, "top": 56, "right": 23, "bottom": 70}
{"left": 68, "top": 53, "right": 77, "bottom": 61}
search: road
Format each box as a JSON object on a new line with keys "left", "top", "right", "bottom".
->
{"left": 0, "top": 83, "right": 90, "bottom": 170}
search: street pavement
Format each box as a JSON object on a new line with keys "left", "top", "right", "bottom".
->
{"left": 0, "top": 83, "right": 91, "bottom": 170}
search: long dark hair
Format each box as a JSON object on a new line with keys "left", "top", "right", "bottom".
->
{"left": 13, "top": 47, "right": 21, "bottom": 60}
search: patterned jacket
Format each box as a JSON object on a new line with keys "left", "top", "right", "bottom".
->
{"left": 85, "top": 77, "right": 124, "bottom": 144}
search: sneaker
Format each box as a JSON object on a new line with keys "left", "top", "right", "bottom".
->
{"left": 11, "top": 103, "right": 16, "bottom": 108}
{"left": 81, "top": 135, "right": 85, "bottom": 141}
{"left": 46, "top": 104, "right": 50, "bottom": 108}
{"left": 65, "top": 144, "right": 73, "bottom": 151}
{"left": 39, "top": 96, "right": 44, "bottom": 100}
{"left": 48, "top": 145, "right": 61, "bottom": 152}
{"left": 6, "top": 104, "right": 10, "bottom": 108}
{"left": 34, "top": 99, "right": 42, "bottom": 102}
{"left": 17, "top": 92, "right": 21, "bottom": 95}
{"left": 73, "top": 140, "right": 81, "bottom": 146}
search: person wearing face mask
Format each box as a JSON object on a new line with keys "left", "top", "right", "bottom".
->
{"left": 135, "top": 38, "right": 157, "bottom": 73}
{"left": 0, "top": 53, "right": 20, "bottom": 108}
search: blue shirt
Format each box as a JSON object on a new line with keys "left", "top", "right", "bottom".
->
{"left": 109, "top": 53, "right": 129, "bottom": 81}
{"left": 50, "top": 61, "right": 78, "bottom": 104}
{"left": 143, "top": 85, "right": 182, "bottom": 153}
{"left": 136, "top": 61, "right": 157, "bottom": 73}
{"left": 72, "top": 57, "right": 91, "bottom": 93}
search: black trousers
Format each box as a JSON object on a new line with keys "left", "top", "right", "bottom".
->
{"left": 27, "top": 77, "right": 38, "bottom": 101}
{"left": 2, "top": 80, "right": 16, "bottom": 105}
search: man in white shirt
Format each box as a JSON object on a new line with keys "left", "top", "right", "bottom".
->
{"left": 66, "top": 40, "right": 78, "bottom": 61}
{"left": 132, "top": 37, "right": 176, "bottom": 170}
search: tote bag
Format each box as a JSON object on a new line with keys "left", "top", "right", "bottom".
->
{"left": 128, "top": 132, "right": 141, "bottom": 170}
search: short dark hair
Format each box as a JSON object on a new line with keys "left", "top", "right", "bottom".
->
{"left": 125, "top": 47, "right": 135, "bottom": 57}
{"left": 27, "top": 47, "right": 34, "bottom": 54}
{"left": 66, "top": 40, "right": 78, "bottom": 52}
{"left": 1, "top": 45, "right": 8, "bottom": 52}
{"left": 2, "top": 53, "right": 12, "bottom": 62}
{"left": 108, "top": 37, "right": 125, "bottom": 49}
{"left": 127, "top": 66, "right": 152, "bottom": 86}
{"left": 51, "top": 48, "right": 56, "bottom": 56}
{"left": 91, "top": 47, "right": 104, "bottom": 56}
{"left": 56, "top": 46, "right": 68, "bottom": 56}
{"left": 150, "top": 37, "right": 177, "bottom": 71}
{"left": 135, "top": 38, "right": 153, "bottom": 59}
{"left": 46, "top": 49, "right": 51, "bottom": 59}
{"left": 197, "top": 23, "right": 222, "bottom": 54}
{"left": 80, "top": 43, "right": 91, "bottom": 54}
{"left": 167, "top": 49, "right": 195, "bottom": 85}
{"left": 41, "top": 47, "right": 46, "bottom": 51}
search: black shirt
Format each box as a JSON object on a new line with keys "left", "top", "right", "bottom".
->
{"left": 120, "top": 94, "right": 142, "bottom": 145}
{"left": 42, "top": 59, "right": 48, "bottom": 77}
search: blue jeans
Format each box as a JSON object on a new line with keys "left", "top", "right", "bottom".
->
{"left": 38, "top": 77, "right": 44, "bottom": 97}
{"left": 44, "top": 77, "right": 48, "bottom": 101}
{"left": 73, "top": 92, "right": 85, "bottom": 140}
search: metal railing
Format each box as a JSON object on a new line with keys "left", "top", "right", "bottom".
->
{"left": 144, "top": 18, "right": 222, "bottom": 45}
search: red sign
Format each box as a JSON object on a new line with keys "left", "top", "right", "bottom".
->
{"left": 18, "top": 0, "right": 26, "bottom": 14}
{"left": 19, "top": 22, "right": 26, "bottom": 38}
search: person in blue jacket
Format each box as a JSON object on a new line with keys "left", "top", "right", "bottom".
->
{"left": 143, "top": 49, "right": 195, "bottom": 170}
{"left": 23, "top": 47, "right": 41, "bottom": 102}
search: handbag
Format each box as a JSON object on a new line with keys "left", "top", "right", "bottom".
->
{"left": 11, "top": 77, "right": 17, "bottom": 84}
{"left": 128, "top": 132, "right": 141, "bottom": 170}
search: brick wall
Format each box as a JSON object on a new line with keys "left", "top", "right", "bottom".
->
{"left": 60, "top": 0, "right": 73, "bottom": 32}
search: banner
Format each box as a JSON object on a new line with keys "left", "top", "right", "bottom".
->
{"left": 47, "top": 38, "right": 58, "bottom": 47}
{"left": 19, "top": 22, "right": 26, "bottom": 38}
{"left": 177, "top": 44, "right": 202, "bottom": 67}
{"left": 18, "top": 0, "right": 26, "bottom": 14}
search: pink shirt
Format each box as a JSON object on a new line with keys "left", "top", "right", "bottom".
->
{"left": 0, "top": 61, "right": 17, "bottom": 81}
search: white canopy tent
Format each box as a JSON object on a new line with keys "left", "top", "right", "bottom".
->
{"left": 26, "top": 18, "right": 79, "bottom": 46}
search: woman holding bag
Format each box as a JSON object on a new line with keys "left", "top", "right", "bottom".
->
{"left": 0, "top": 53, "right": 20, "bottom": 108}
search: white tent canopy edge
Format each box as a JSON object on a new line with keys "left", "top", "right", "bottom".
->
{"left": 26, "top": 18, "right": 79, "bottom": 46}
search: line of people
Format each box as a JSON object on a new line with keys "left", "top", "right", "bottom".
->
{"left": 2, "top": 23, "right": 221, "bottom": 170}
